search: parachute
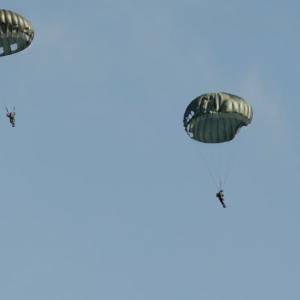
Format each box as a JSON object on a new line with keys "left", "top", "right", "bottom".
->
{"left": 183, "top": 92, "right": 253, "bottom": 189}
{"left": 0, "top": 9, "right": 34, "bottom": 57}
{"left": 183, "top": 92, "right": 253, "bottom": 143}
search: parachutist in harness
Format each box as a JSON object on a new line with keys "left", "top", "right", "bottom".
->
{"left": 216, "top": 190, "right": 226, "bottom": 208}
{"left": 6, "top": 106, "right": 16, "bottom": 127}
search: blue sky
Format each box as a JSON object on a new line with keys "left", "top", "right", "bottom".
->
{"left": 0, "top": 1, "right": 299, "bottom": 299}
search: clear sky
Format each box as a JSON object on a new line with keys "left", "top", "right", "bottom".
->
{"left": 0, "top": 1, "right": 299, "bottom": 299}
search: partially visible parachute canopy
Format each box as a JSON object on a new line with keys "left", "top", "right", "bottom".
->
{"left": 183, "top": 92, "right": 253, "bottom": 143}
{"left": 0, "top": 9, "right": 34, "bottom": 57}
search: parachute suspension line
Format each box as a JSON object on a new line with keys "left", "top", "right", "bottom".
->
{"left": 219, "top": 117, "right": 229, "bottom": 188}
{"left": 197, "top": 147, "right": 219, "bottom": 189}
{"left": 215, "top": 137, "right": 225, "bottom": 191}
{"left": 223, "top": 161, "right": 234, "bottom": 187}
{"left": 193, "top": 114, "right": 220, "bottom": 189}
{"left": 219, "top": 179, "right": 223, "bottom": 190}
{"left": 222, "top": 140, "right": 241, "bottom": 188}
{"left": 215, "top": 121, "right": 237, "bottom": 190}
{"left": 4, "top": 105, "right": 16, "bottom": 113}
{"left": 216, "top": 145, "right": 233, "bottom": 189}
{"left": 216, "top": 119, "right": 222, "bottom": 189}
{"left": 216, "top": 143, "right": 223, "bottom": 190}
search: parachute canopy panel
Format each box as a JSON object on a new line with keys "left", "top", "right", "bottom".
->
{"left": 183, "top": 92, "right": 253, "bottom": 143}
{"left": 0, "top": 9, "right": 34, "bottom": 57}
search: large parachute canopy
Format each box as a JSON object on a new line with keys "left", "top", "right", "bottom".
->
{"left": 183, "top": 92, "right": 253, "bottom": 143}
{"left": 0, "top": 9, "right": 34, "bottom": 57}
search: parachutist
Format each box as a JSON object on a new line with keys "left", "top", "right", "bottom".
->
{"left": 6, "top": 107, "right": 16, "bottom": 127}
{"left": 216, "top": 190, "right": 226, "bottom": 208}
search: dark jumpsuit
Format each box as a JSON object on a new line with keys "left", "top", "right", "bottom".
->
{"left": 216, "top": 191, "right": 226, "bottom": 208}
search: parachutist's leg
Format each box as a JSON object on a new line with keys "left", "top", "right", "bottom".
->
{"left": 220, "top": 199, "right": 226, "bottom": 208}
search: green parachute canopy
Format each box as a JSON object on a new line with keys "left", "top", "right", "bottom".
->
{"left": 183, "top": 92, "right": 253, "bottom": 143}
{"left": 0, "top": 9, "right": 34, "bottom": 57}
